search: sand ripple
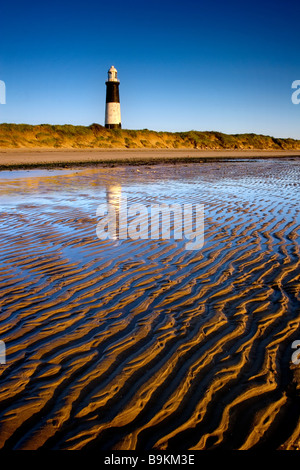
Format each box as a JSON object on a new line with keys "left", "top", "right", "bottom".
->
{"left": 0, "top": 160, "right": 300, "bottom": 450}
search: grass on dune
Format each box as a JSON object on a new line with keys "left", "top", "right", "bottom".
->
{"left": 1, "top": 123, "right": 300, "bottom": 150}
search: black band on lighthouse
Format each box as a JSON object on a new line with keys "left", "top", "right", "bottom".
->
{"left": 105, "top": 123, "right": 121, "bottom": 129}
{"left": 106, "top": 82, "right": 120, "bottom": 103}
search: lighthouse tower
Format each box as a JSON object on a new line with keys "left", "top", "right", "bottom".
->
{"left": 105, "top": 65, "right": 121, "bottom": 129}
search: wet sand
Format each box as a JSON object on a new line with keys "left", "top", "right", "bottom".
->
{"left": 0, "top": 148, "right": 300, "bottom": 169}
{"left": 0, "top": 159, "right": 299, "bottom": 450}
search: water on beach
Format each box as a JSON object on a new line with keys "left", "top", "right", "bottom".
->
{"left": 0, "top": 159, "right": 300, "bottom": 450}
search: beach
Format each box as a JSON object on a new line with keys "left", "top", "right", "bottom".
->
{"left": 0, "top": 148, "right": 300, "bottom": 169}
{"left": 0, "top": 157, "right": 299, "bottom": 450}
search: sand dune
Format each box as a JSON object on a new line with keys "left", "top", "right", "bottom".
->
{"left": 0, "top": 159, "right": 299, "bottom": 450}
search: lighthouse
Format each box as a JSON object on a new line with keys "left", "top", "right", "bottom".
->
{"left": 105, "top": 65, "right": 121, "bottom": 129}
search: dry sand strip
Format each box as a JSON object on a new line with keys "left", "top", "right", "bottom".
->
{"left": 0, "top": 148, "right": 300, "bottom": 169}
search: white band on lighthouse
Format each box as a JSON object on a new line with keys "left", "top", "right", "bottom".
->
{"left": 105, "top": 102, "right": 121, "bottom": 126}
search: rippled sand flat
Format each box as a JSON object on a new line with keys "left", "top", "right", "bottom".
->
{"left": 0, "top": 159, "right": 299, "bottom": 450}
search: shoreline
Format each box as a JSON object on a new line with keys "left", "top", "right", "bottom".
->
{"left": 0, "top": 148, "right": 300, "bottom": 170}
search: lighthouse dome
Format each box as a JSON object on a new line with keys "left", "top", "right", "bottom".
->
{"left": 107, "top": 65, "right": 119, "bottom": 82}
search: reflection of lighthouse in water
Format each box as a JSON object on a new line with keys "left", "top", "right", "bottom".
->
{"left": 106, "top": 184, "right": 122, "bottom": 208}
{"left": 106, "top": 184, "right": 122, "bottom": 240}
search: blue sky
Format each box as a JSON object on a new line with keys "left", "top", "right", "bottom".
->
{"left": 1, "top": 0, "right": 300, "bottom": 138}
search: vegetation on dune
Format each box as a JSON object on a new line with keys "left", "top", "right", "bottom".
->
{"left": 0, "top": 123, "right": 300, "bottom": 150}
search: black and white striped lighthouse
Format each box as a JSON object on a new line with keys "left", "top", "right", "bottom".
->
{"left": 105, "top": 65, "right": 121, "bottom": 129}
